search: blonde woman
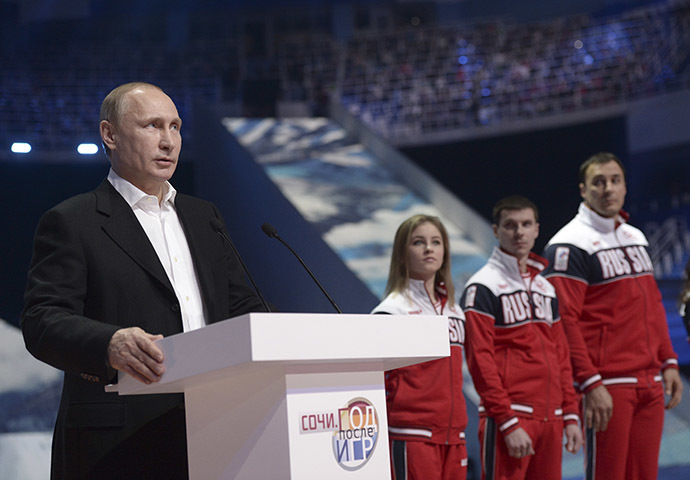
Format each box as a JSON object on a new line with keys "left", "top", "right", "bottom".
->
{"left": 372, "top": 215, "right": 468, "bottom": 480}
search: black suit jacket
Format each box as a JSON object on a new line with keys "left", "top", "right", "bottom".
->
{"left": 22, "top": 180, "right": 266, "bottom": 479}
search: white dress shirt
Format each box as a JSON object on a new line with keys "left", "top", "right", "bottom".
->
{"left": 108, "top": 169, "right": 207, "bottom": 332}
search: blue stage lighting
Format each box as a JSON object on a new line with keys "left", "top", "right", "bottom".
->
{"left": 11, "top": 142, "right": 32, "bottom": 153}
{"left": 77, "top": 143, "right": 99, "bottom": 154}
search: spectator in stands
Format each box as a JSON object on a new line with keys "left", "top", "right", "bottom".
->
{"left": 542, "top": 152, "right": 682, "bottom": 480}
{"left": 460, "top": 195, "right": 582, "bottom": 479}
{"left": 372, "top": 214, "right": 468, "bottom": 480}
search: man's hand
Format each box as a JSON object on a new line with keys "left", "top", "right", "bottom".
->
{"left": 584, "top": 384, "right": 613, "bottom": 431}
{"left": 663, "top": 368, "right": 683, "bottom": 410}
{"left": 504, "top": 427, "right": 535, "bottom": 458}
{"left": 564, "top": 424, "right": 583, "bottom": 454}
{"left": 107, "top": 327, "right": 165, "bottom": 384}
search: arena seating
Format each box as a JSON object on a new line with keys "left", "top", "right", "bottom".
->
{"left": 338, "top": 1, "right": 690, "bottom": 140}
{"left": 2, "top": 1, "right": 689, "bottom": 153}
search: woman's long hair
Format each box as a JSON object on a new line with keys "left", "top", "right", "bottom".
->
{"left": 384, "top": 214, "right": 454, "bottom": 300}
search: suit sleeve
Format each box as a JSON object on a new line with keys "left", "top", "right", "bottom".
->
{"left": 183, "top": 201, "right": 271, "bottom": 319}
{"left": 212, "top": 206, "right": 272, "bottom": 316}
{"left": 543, "top": 243, "right": 603, "bottom": 393}
{"left": 461, "top": 284, "right": 521, "bottom": 435}
{"left": 21, "top": 207, "right": 119, "bottom": 382}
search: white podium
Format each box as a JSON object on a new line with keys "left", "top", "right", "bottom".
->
{"left": 107, "top": 313, "right": 449, "bottom": 479}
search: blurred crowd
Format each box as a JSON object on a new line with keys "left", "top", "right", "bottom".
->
{"left": 1, "top": 0, "right": 689, "bottom": 151}
{"left": 338, "top": 1, "right": 690, "bottom": 140}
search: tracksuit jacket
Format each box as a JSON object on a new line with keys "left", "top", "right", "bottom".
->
{"left": 372, "top": 279, "right": 467, "bottom": 445}
{"left": 542, "top": 203, "right": 679, "bottom": 392}
{"left": 461, "top": 247, "right": 580, "bottom": 436}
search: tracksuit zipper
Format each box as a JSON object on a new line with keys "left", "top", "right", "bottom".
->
{"left": 426, "top": 288, "right": 454, "bottom": 445}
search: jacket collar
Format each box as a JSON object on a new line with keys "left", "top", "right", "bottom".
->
{"left": 408, "top": 277, "right": 449, "bottom": 312}
{"left": 576, "top": 202, "right": 629, "bottom": 233}
{"left": 490, "top": 246, "right": 548, "bottom": 282}
{"left": 95, "top": 180, "right": 175, "bottom": 296}
{"left": 107, "top": 168, "right": 177, "bottom": 208}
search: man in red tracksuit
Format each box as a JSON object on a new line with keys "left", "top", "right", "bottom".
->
{"left": 543, "top": 152, "right": 683, "bottom": 480}
{"left": 461, "top": 195, "right": 582, "bottom": 480}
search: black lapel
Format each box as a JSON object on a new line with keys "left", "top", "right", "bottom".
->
{"left": 95, "top": 180, "right": 175, "bottom": 295}
{"left": 175, "top": 194, "right": 219, "bottom": 321}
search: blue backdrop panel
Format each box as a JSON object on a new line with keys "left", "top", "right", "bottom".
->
{"left": 192, "top": 102, "right": 378, "bottom": 314}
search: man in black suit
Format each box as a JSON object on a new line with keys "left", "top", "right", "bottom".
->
{"left": 21, "top": 82, "right": 268, "bottom": 479}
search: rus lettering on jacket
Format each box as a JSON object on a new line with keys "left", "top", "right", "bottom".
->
{"left": 597, "top": 246, "right": 653, "bottom": 279}
{"left": 448, "top": 316, "right": 465, "bottom": 346}
{"left": 501, "top": 292, "right": 531, "bottom": 324}
{"left": 500, "top": 291, "right": 553, "bottom": 325}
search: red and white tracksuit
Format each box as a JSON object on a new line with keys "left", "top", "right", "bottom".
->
{"left": 543, "top": 203, "right": 679, "bottom": 480}
{"left": 461, "top": 247, "right": 580, "bottom": 480}
{"left": 372, "top": 279, "right": 467, "bottom": 480}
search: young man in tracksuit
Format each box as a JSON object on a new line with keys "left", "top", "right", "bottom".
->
{"left": 461, "top": 196, "right": 582, "bottom": 480}
{"left": 542, "top": 152, "right": 683, "bottom": 480}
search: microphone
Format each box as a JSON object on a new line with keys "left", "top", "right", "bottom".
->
{"left": 261, "top": 222, "right": 342, "bottom": 313}
{"left": 210, "top": 218, "right": 272, "bottom": 313}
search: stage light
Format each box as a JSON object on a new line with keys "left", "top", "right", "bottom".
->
{"left": 11, "top": 142, "right": 32, "bottom": 153}
{"left": 77, "top": 143, "right": 99, "bottom": 155}
{"left": 574, "top": 40, "right": 584, "bottom": 49}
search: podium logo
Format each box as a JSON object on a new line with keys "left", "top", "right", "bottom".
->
{"left": 332, "top": 398, "right": 379, "bottom": 471}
